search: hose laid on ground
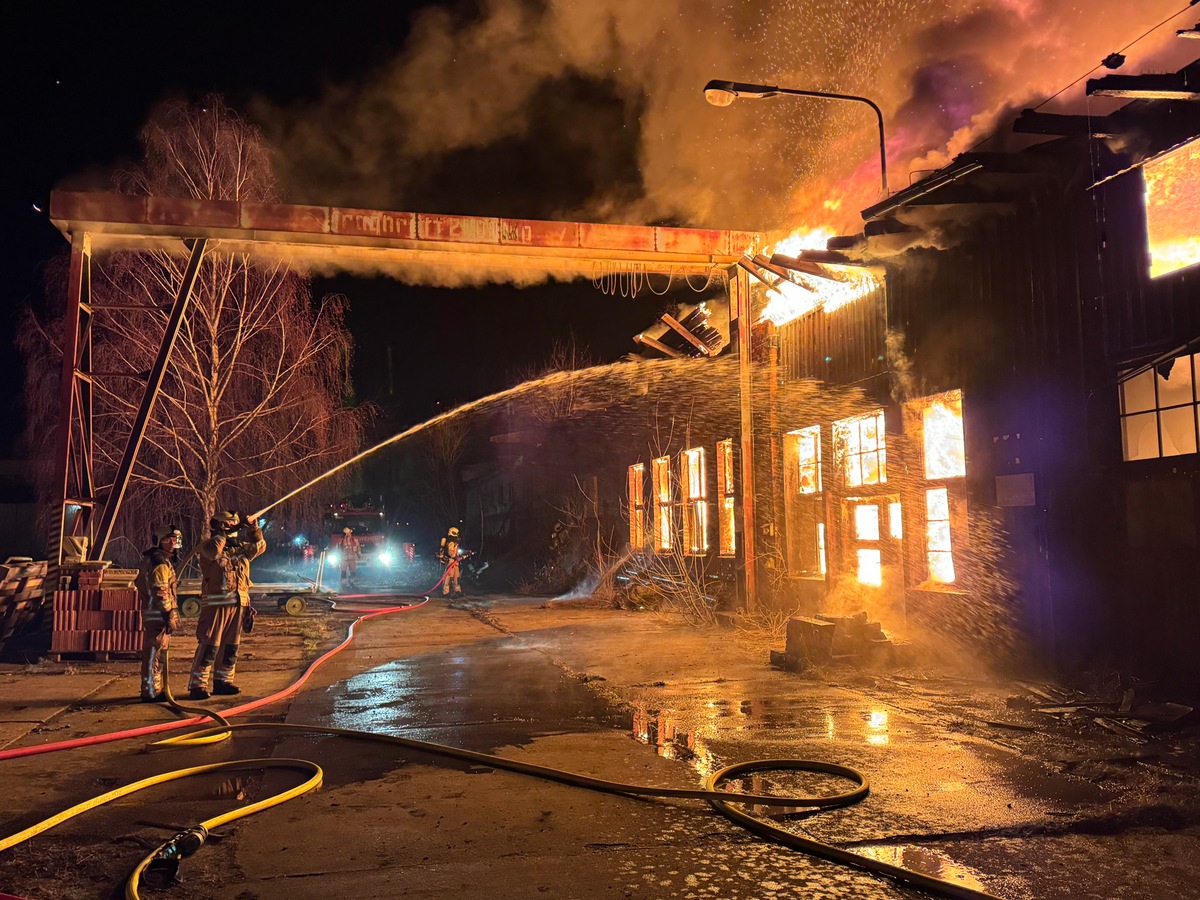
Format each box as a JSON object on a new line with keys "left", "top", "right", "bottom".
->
{"left": 0, "top": 599, "right": 428, "bottom": 761}
{"left": 0, "top": 589, "right": 1005, "bottom": 900}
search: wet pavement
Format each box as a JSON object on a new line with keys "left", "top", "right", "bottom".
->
{"left": 2, "top": 593, "right": 1200, "bottom": 898}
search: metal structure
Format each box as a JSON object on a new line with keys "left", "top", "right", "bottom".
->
{"left": 47, "top": 191, "right": 762, "bottom": 576}
{"left": 703, "top": 79, "right": 889, "bottom": 198}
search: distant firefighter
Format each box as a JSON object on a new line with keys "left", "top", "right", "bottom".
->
{"left": 135, "top": 524, "right": 182, "bottom": 703}
{"left": 339, "top": 526, "right": 362, "bottom": 591}
{"left": 437, "top": 526, "right": 465, "bottom": 598}
{"left": 189, "top": 511, "right": 265, "bottom": 700}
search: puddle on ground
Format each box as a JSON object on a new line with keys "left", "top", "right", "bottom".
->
{"left": 855, "top": 843, "right": 988, "bottom": 890}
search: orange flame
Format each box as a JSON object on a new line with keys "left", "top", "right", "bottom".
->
{"left": 921, "top": 391, "right": 966, "bottom": 480}
{"left": 759, "top": 228, "right": 879, "bottom": 326}
{"left": 1145, "top": 138, "right": 1200, "bottom": 279}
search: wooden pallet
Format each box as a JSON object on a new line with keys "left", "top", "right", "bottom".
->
{"left": 47, "top": 651, "right": 140, "bottom": 663}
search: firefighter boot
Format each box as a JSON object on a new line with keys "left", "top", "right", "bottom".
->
{"left": 213, "top": 681, "right": 241, "bottom": 696}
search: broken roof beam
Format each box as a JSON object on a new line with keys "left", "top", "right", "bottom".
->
{"left": 1013, "top": 108, "right": 1120, "bottom": 138}
{"left": 633, "top": 333, "right": 685, "bottom": 359}
{"left": 1086, "top": 72, "right": 1199, "bottom": 101}
{"left": 767, "top": 252, "right": 862, "bottom": 283}
{"left": 738, "top": 256, "right": 815, "bottom": 292}
{"left": 660, "top": 312, "right": 712, "bottom": 356}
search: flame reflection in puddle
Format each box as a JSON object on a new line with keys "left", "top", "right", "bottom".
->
{"left": 857, "top": 844, "right": 987, "bottom": 890}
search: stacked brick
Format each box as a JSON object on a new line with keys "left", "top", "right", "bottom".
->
{"left": 50, "top": 568, "right": 143, "bottom": 657}
{"left": 0, "top": 558, "right": 48, "bottom": 655}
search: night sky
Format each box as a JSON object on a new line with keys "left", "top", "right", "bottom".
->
{"left": 1, "top": 2, "right": 677, "bottom": 457}
{"left": 5, "top": 1, "right": 1193, "bottom": 457}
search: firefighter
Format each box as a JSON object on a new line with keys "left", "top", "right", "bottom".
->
{"left": 135, "top": 524, "right": 182, "bottom": 702}
{"left": 339, "top": 526, "right": 361, "bottom": 591}
{"left": 188, "top": 511, "right": 265, "bottom": 700}
{"left": 437, "top": 526, "right": 464, "bottom": 598}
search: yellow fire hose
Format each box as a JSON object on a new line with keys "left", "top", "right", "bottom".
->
{"left": 0, "top": 625, "right": 1004, "bottom": 900}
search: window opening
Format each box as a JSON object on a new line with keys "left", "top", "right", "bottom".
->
{"left": 836, "top": 411, "right": 887, "bottom": 486}
{"left": 926, "top": 487, "right": 956, "bottom": 583}
{"left": 681, "top": 447, "right": 708, "bottom": 554}
{"left": 716, "top": 439, "right": 736, "bottom": 556}
{"left": 627, "top": 464, "right": 646, "bottom": 550}
{"left": 794, "top": 425, "right": 822, "bottom": 493}
{"left": 922, "top": 390, "right": 966, "bottom": 479}
{"left": 1120, "top": 353, "right": 1199, "bottom": 460}
{"left": 652, "top": 457, "right": 672, "bottom": 552}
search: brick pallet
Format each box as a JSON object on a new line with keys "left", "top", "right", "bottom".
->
{"left": 49, "top": 575, "right": 142, "bottom": 661}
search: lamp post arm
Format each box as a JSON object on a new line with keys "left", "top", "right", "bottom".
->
{"left": 776, "top": 88, "right": 888, "bottom": 196}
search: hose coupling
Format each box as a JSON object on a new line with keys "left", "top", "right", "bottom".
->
{"left": 141, "top": 825, "right": 209, "bottom": 890}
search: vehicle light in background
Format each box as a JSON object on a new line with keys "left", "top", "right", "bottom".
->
{"left": 326, "top": 550, "right": 341, "bottom": 567}
{"left": 293, "top": 535, "right": 305, "bottom": 546}
{"left": 378, "top": 550, "right": 394, "bottom": 566}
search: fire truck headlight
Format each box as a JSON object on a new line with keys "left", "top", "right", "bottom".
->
{"left": 378, "top": 551, "right": 393, "bottom": 566}
{"left": 326, "top": 551, "right": 341, "bottom": 566}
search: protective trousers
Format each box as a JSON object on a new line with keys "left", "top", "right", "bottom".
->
{"left": 189, "top": 601, "right": 243, "bottom": 691}
{"left": 140, "top": 624, "right": 170, "bottom": 698}
{"left": 443, "top": 560, "right": 461, "bottom": 596}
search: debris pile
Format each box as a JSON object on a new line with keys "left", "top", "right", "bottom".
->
{"left": 0, "top": 558, "right": 48, "bottom": 656}
{"left": 774, "top": 612, "right": 894, "bottom": 671}
{"left": 1005, "top": 681, "right": 1193, "bottom": 743}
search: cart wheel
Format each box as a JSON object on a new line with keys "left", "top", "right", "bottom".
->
{"left": 283, "top": 595, "right": 306, "bottom": 616}
{"left": 180, "top": 597, "right": 201, "bottom": 618}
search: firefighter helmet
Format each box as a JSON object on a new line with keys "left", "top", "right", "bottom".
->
{"left": 210, "top": 511, "right": 239, "bottom": 533}
{"left": 151, "top": 524, "right": 182, "bottom": 546}
{"left": 448, "top": 527, "right": 460, "bottom": 539}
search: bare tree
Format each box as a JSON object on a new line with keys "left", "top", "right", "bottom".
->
{"left": 509, "top": 334, "right": 598, "bottom": 423}
{"left": 18, "top": 97, "right": 371, "bottom": 559}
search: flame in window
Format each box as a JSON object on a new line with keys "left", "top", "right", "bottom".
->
{"left": 922, "top": 391, "right": 966, "bottom": 480}
{"left": 759, "top": 228, "right": 880, "bottom": 326}
{"left": 926, "top": 488, "right": 955, "bottom": 583}
{"left": 857, "top": 548, "right": 882, "bottom": 586}
{"left": 1144, "top": 138, "right": 1200, "bottom": 279}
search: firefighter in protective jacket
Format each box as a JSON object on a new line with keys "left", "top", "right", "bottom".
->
{"left": 136, "top": 524, "right": 182, "bottom": 702}
{"left": 188, "top": 511, "right": 265, "bottom": 700}
{"left": 437, "top": 526, "right": 464, "bottom": 598}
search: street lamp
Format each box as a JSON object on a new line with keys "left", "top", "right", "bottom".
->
{"left": 703, "top": 79, "right": 889, "bottom": 197}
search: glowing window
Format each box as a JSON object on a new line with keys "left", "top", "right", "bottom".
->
{"left": 922, "top": 391, "right": 966, "bottom": 479}
{"left": 652, "top": 457, "right": 672, "bottom": 552}
{"left": 889, "top": 502, "right": 903, "bottom": 539}
{"left": 855, "top": 505, "right": 880, "bottom": 541}
{"left": 681, "top": 447, "right": 708, "bottom": 555}
{"left": 1144, "top": 138, "right": 1200, "bottom": 279}
{"left": 1119, "top": 355, "right": 1199, "bottom": 461}
{"left": 857, "top": 548, "right": 882, "bottom": 586}
{"left": 627, "top": 464, "right": 646, "bottom": 549}
{"left": 817, "top": 523, "right": 827, "bottom": 575}
{"left": 716, "top": 439, "right": 736, "bottom": 557}
{"left": 793, "top": 425, "right": 822, "bottom": 494}
{"left": 926, "top": 488, "right": 956, "bottom": 583}
{"left": 836, "top": 411, "right": 887, "bottom": 486}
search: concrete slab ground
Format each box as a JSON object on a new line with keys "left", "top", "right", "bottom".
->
{"left": 1, "top": 594, "right": 1199, "bottom": 899}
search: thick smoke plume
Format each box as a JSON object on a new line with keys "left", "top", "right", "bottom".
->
{"left": 257, "top": 0, "right": 1195, "bottom": 237}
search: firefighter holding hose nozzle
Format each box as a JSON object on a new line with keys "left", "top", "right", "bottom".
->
{"left": 188, "top": 511, "right": 265, "bottom": 700}
{"left": 437, "top": 525, "right": 472, "bottom": 599}
{"left": 136, "top": 524, "right": 182, "bottom": 703}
